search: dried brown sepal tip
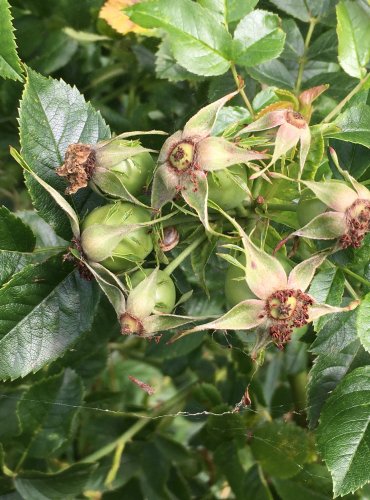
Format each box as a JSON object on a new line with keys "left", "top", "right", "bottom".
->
{"left": 63, "top": 238, "right": 94, "bottom": 281}
{"left": 56, "top": 143, "right": 96, "bottom": 194}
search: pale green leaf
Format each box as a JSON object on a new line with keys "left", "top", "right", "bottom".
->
{"left": 126, "top": 0, "right": 232, "bottom": 76}
{"left": 336, "top": 0, "right": 370, "bottom": 79}
{"left": 233, "top": 10, "right": 285, "bottom": 68}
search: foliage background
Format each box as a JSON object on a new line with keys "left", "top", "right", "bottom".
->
{"left": 0, "top": 0, "right": 369, "bottom": 498}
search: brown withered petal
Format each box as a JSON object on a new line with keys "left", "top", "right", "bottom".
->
{"left": 56, "top": 143, "right": 96, "bottom": 195}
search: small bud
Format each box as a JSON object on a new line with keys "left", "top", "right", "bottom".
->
{"left": 159, "top": 226, "right": 180, "bottom": 252}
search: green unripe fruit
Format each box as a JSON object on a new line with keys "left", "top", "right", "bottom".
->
{"left": 130, "top": 268, "right": 176, "bottom": 314}
{"left": 82, "top": 202, "right": 153, "bottom": 272}
{"left": 109, "top": 152, "right": 154, "bottom": 197}
{"left": 208, "top": 165, "right": 251, "bottom": 210}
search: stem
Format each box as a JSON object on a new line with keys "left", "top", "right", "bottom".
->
{"left": 266, "top": 203, "right": 297, "bottom": 212}
{"left": 80, "top": 382, "right": 195, "bottom": 464}
{"left": 295, "top": 18, "right": 317, "bottom": 94}
{"left": 164, "top": 234, "right": 207, "bottom": 275}
{"left": 230, "top": 63, "right": 254, "bottom": 117}
{"left": 342, "top": 267, "right": 370, "bottom": 289}
{"left": 322, "top": 72, "right": 370, "bottom": 123}
{"left": 344, "top": 279, "right": 360, "bottom": 300}
{"left": 288, "top": 371, "right": 308, "bottom": 425}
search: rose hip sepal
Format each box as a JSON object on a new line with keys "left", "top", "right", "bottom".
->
{"left": 278, "top": 175, "right": 370, "bottom": 251}
{"left": 176, "top": 221, "right": 358, "bottom": 349}
{"left": 151, "top": 91, "right": 268, "bottom": 231}
{"left": 236, "top": 109, "right": 311, "bottom": 181}
{"left": 56, "top": 130, "right": 165, "bottom": 207}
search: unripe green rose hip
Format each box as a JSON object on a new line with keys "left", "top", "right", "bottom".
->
{"left": 130, "top": 268, "right": 176, "bottom": 314}
{"left": 82, "top": 201, "right": 153, "bottom": 272}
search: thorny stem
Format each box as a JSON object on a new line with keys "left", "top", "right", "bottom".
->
{"left": 230, "top": 63, "right": 255, "bottom": 118}
{"left": 80, "top": 382, "right": 195, "bottom": 465}
{"left": 295, "top": 17, "right": 317, "bottom": 94}
{"left": 322, "top": 72, "right": 370, "bottom": 124}
{"left": 164, "top": 234, "right": 207, "bottom": 275}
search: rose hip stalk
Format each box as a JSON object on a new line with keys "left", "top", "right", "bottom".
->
{"left": 278, "top": 150, "right": 370, "bottom": 251}
{"left": 151, "top": 91, "right": 267, "bottom": 230}
{"left": 177, "top": 219, "right": 357, "bottom": 349}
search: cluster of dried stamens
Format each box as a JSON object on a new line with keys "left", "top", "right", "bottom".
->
{"left": 260, "top": 289, "right": 313, "bottom": 348}
{"left": 340, "top": 199, "right": 370, "bottom": 249}
{"left": 56, "top": 143, "right": 96, "bottom": 194}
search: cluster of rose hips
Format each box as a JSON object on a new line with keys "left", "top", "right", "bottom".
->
{"left": 16, "top": 88, "right": 367, "bottom": 351}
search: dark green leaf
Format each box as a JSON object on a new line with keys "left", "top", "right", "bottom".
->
{"left": 14, "top": 463, "right": 96, "bottom": 500}
{"left": 356, "top": 293, "right": 370, "bottom": 353}
{"left": 251, "top": 422, "right": 310, "bottom": 479}
{"left": 233, "top": 10, "right": 285, "bottom": 67}
{"left": 0, "top": 206, "right": 35, "bottom": 252}
{"left": 17, "top": 369, "right": 84, "bottom": 457}
{"left": 308, "top": 310, "right": 370, "bottom": 428}
{"left": 281, "top": 19, "right": 304, "bottom": 61}
{"left": 0, "top": 256, "right": 99, "bottom": 380}
{"left": 308, "top": 268, "right": 345, "bottom": 332}
{"left": 316, "top": 366, "right": 370, "bottom": 496}
{"left": 0, "top": 0, "right": 23, "bottom": 81}
{"left": 268, "top": 0, "right": 310, "bottom": 22}
{"left": 29, "top": 31, "right": 78, "bottom": 75}
{"left": 19, "top": 68, "right": 110, "bottom": 240}
{"left": 328, "top": 104, "right": 370, "bottom": 148}
{"left": 336, "top": 0, "right": 370, "bottom": 79}
{"left": 247, "top": 60, "right": 294, "bottom": 89}
{"left": 272, "top": 464, "right": 333, "bottom": 500}
{"left": 308, "top": 29, "right": 338, "bottom": 63}
{"left": 126, "top": 0, "right": 232, "bottom": 76}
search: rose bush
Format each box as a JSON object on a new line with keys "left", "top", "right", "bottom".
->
{"left": 0, "top": 0, "right": 369, "bottom": 498}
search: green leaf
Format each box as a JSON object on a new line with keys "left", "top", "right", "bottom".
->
{"left": 247, "top": 60, "right": 294, "bottom": 89}
{"left": 336, "top": 0, "right": 370, "bottom": 79}
{"left": 14, "top": 463, "right": 96, "bottom": 500}
{"left": 225, "top": 0, "right": 259, "bottom": 23}
{"left": 308, "top": 29, "right": 338, "bottom": 63}
{"left": 357, "top": 293, "right": 370, "bottom": 353}
{"left": 19, "top": 68, "right": 110, "bottom": 240}
{"left": 29, "top": 31, "right": 78, "bottom": 75}
{"left": 307, "top": 309, "right": 370, "bottom": 428}
{"left": 0, "top": 0, "right": 23, "bottom": 81}
{"left": 281, "top": 19, "right": 304, "bottom": 61}
{"left": 268, "top": 0, "right": 310, "bottom": 22}
{"left": 155, "top": 38, "right": 204, "bottom": 82}
{"left": 251, "top": 422, "right": 310, "bottom": 479}
{"left": 328, "top": 104, "right": 370, "bottom": 148}
{"left": 308, "top": 268, "right": 345, "bottom": 332}
{"left": 17, "top": 369, "right": 84, "bottom": 458}
{"left": 272, "top": 464, "right": 333, "bottom": 500}
{"left": 0, "top": 251, "right": 40, "bottom": 287}
{"left": 0, "top": 206, "right": 35, "bottom": 252}
{"left": 126, "top": 0, "right": 232, "bottom": 76}
{"left": 0, "top": 256, "right": 99, "bottom": 380}
{"left": 233, "top": 10, "right": 286, "bottom": 68}
{"left": 316, "top": 366, "right": 370, "bottom": 497}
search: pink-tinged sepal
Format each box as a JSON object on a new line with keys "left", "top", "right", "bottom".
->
{"left": 183, "top": 91, "right": 238, "bottom": 140}
{"left": 299, "top": 85, "right": 329, "bottom": 107}
{"left": 308, "top": 301, "right": 359, "bottom": 322}
{"left": 176, "top": 299, "right": 266, "bottom": 336}
{"left": 237, "top": 109, "right": 287, "bottom": 135}
{"left": 181, "top": 169, "right": 211, "bottom": 231}
{"left": 151, "top": 164, "right": 179, "bottom": 210}
{"left": 287, "top": 252, "right": 329, "bottom": 292}
{"left": 298, "top": 125, "right": 311, "bottom": 178}
{"left": 303, "top": 180, "right": 358, "bottom": 212}
{"left": 271, "top": 122, "right": 302, "bottom": 165}
{"left": 241, "top": 233, "right": 288, "bottom": 300}
{"left": 196, "top": 136, "right": 269, "bottom": 171}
